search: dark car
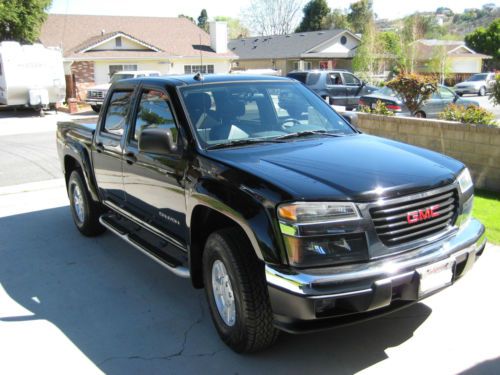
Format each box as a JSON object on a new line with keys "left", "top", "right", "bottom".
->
{"left": 57, "top": 74, "right": 485, "bottom": 353}
{"left": 287, "top": 70, "right": 378, "bottom": 110}
{"left": 359, "top": 85, "right": 480, "bottom": 118}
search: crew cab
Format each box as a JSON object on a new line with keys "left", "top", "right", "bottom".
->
{"left": 57, "top": 74, "right": 486, "bottom": 353}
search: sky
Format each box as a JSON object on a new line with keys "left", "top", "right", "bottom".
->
{"left": 49, "top": 0, "right": 499, "bottom": 21}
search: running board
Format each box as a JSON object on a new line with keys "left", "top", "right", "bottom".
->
{"left": 99, "top": 216, "right": 190, "bottom": 278}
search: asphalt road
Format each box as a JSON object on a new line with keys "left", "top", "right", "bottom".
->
{"left": 0, "top": 108, "right": 499, "bottom": 374}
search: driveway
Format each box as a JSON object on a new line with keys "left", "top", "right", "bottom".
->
{"left": 0, "top": 108, "right": 499, "bottom": 374}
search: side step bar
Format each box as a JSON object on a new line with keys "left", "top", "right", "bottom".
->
{"left": 99, "top": 216, "right": 190, "bottom": 278}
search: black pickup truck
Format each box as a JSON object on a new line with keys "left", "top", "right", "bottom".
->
{"left": 57, "top": 74, "right": 486, "bottom": 353}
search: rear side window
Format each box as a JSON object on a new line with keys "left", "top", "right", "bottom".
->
{"left": 102, "top": 91, "right": 133, "bottom": 135}
{"left": 133, "top": 90, "right": 178, "bottom": 144}
{"left": 306, "top": 73, "right": 320, "bottom": 85}
{"left": 287, "top": 73, "right": 308, "bottom": 84}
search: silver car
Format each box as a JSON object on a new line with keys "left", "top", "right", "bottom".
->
{"left": 454, "top": 73, "right": 496, "bottom": 97}
{"left": 359, "top": 85, "right": 480, "bottom": 118}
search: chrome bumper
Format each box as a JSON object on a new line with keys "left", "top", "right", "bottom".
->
{"left": 266, "top": 218, "right": 485, "bottom": 297}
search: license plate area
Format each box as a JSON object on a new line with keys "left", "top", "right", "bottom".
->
{"left": 417, "top": 259, "right": 454, "bottom": 297}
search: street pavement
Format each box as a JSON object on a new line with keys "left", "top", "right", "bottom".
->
{"left": 0, "top": 108, "right": 499, "bottom": 374}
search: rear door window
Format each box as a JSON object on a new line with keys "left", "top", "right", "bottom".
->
{"left": 327, "top": 73, "right": 342, "bottom": 85}
{"left": 102, "top": 91, "right": 133, "bottom": 136}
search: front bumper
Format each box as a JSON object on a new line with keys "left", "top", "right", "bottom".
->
{"left": 85, "top": 99, "right": 104, "bottom": 106}
{"left": 266, "top": 218, "right": 486, "bottom": 333}
{"left": 454, "top": 87, "right": 479, "bottom": 95}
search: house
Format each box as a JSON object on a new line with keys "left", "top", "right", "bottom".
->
{"left": 413, "top": 39, "right": 491, "bottom": 78}
{"left": 39, "top": 14, "right": 236, "bottom": 98}
{"left": 228, "top": 29, "right": 360, "bottom": 75}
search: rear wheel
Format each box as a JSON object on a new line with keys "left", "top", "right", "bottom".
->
{"left": 478, "top": 86, "right": 486, "bottom": 96}
{"left": 68, "top": 170, "right": 105, "bottom": 236}
{"left": 203, "top": 228, "right": 279, "bottom": 353}
{"left": 414, "top": 111, "right": 426, "bottom": 118}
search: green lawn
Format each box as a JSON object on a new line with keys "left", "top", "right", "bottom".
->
{"left": 473, "top": 190, "right": 500, "bottom": 245}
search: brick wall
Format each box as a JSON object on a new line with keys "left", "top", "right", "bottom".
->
{"left": 354, "top": 113, "right": 500, "bottom": 192}
{"left": 71, "top": 61, "right": 95, "bottom": 100}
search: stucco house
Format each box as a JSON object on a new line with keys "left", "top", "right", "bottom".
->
{"left": 39, "top": 14, "right": 236, "bottom": 98}
{"left": 413, "top": 39, "right": 491, "bottom": 77}
{"left": 228, "top": 29, "right": 360, "bottom": 75}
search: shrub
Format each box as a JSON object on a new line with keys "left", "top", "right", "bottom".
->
{"left": 490, "top": 75, "right": 500, "bottom": 107}
{"left": 358, "top": 100, "right": 395, "bottom": 116}
{"left": 439, "top": 104, "right": 497, "bottom": 126}
{"left": 386, "top": 73, "right": 438, "bottom": 116}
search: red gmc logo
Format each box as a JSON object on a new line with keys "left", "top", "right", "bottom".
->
{"left": 407, "top": 204, "right": 440, "bottom": 224}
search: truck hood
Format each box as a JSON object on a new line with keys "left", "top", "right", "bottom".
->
{"left": 87, "top": 83, "right": 111, "bottom": 91}
{"left": 206, "top": 134, "right": 463, "bottom": 202}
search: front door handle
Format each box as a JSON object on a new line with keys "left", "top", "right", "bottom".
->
{"left": 124, "top": 152, "right": 137, "bottom": 165}
{"left": 95, "top": 142, "right": 104, "bottom": 153}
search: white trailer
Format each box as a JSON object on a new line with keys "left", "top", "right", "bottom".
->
{"left": 0, "top": 42, "right": 65, "bottom": 112}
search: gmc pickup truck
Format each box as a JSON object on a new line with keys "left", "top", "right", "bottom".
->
{"left": 57, "top": 74, "right": 486, "bottom": 353}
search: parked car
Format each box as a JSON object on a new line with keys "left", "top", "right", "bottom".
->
{"left": 359, "top": 85, "right": 480, "bottom": 118}
{"left": 453, "top": 73, "right": 496, "bottom": 96}
{"left": 57, "top": 74, "right": 485, "bottom": 353}
{"left": 287, "top": 70, "right": 378, "bottom": 110}
{"left": 85, "top": 70, "right": 161, "bottom": 112}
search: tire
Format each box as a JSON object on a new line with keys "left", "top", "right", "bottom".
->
{"left": 203, "top": 228, "right": 279, "bottom": 353}
{"left": 91, "top": 105, "right": 101, "bottom": 113}
{"left": 478, "top": 87, "right": 486, "bottom": 96}
{"left": 67, "top": 170, "right": 105, "bottom": 236}
{"left": 414, "top": 111, "right": 426, "bottom": 118}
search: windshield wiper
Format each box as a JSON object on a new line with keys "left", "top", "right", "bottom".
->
{"left": 274, "top": 130, "right": 345, "bottom": 140}
{"left": 206, "top": 138, "right": 284, "bottom": 150}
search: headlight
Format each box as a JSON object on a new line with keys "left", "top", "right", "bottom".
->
{"left": 277, "top": 202, "right": 368, "bottom": 267}
{"left": 457, "top": 168, "right": 473, "bottom": 193}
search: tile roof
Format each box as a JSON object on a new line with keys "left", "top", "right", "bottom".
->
{"left": 40, "top": 14, "right": 236, "bottom": 59}
{"left": 228, "top": 29, "right": 353, "bottom": 60}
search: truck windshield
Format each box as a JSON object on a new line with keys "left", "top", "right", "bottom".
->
{"left": 180, "top": 81, "right": 355, "bottom": 149}
{"left": 111, "top": 73, "right": 135, "bottom": 83}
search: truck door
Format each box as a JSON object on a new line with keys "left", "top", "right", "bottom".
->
{"left": 342, "top": 72, "right": 363, "bottom": 109}
{"left": 122, "top": 86, "right": 188, "bottom": 246}
{"left": 92, "top": 89, "right": 133, "bottom": 206}
{"left": 325, "top": 72, "right": 347, "bottom": 107}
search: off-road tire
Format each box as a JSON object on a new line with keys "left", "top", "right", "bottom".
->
{"left": 68, "top": 170, "right": 105, "bottom": 237}
{"left": 203, "top": 228, "right": 279, "bottom": 353}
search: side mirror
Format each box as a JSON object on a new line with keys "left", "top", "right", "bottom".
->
{"left": 138, "top": 127, "right": 178, "bottom": 154}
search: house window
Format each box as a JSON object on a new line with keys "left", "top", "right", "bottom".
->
{"left": 115, "top": 37, "right": 122, "bottom": 48}
{"left": 292, "top": 61, "right": 312, "bottom": 71}
{"left": 340, "top": 36, "right": 347, "bottom": 45}
{"left": 184, "top": 65, "right": 215, "bottom": 74}
{"left": 109, "top": 64, "right": 137, "bottom": 78}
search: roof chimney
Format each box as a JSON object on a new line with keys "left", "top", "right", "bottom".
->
{"left": 209, "top": 21, "right": 227, "bottom": 54}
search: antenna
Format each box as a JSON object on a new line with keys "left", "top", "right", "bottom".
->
{"left": 193, "top": 34, "right": 204, "bottom": 81}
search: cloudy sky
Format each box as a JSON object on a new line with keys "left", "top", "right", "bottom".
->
{"left": 49, "top": 0, "right": 498, "bottom": 21}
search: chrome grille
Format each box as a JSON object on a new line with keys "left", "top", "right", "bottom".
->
{"left": 87, "top": 90, "right": 104, "bottom": 99}
{"left": 370, "top": 187, "right": 459, "bottom": 246}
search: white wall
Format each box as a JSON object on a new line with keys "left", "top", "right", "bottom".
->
{"left": 316, "top": 33, "right": 359, "bottom": 54}
{"left": 450, "top": 57, "right": 481, "bottom": 73}
{"left": 169, "top": 58, "right": 232, "bottom": 75}
{"left": 92, "top": 36, "right": 150, "bottom": 51}
{"left": 93, "top": 60, "right": 171, "bottom": 84}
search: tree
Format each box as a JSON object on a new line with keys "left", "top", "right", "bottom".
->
{"left": 352, "top": 19, "right": 381, "bottom": 81}
{"left": 465, "top": 19, "right": 500, "bottom": 69}
{"left": 322, "top": 8, "right": 350, "bottom": 30}
{"left": 347, "top": 0, "right": 373, "bottom": 34}
{"left": 0, "top": 0, "right": 52, "bottom": 43}
{"left": 242, "top": 0, "right": 304, "bottom": 36}
{"left": 197, "top": 9, "right": 208, "bottom": 31}
{"left": 427, "top": 44, "right": 452, "bottom": 85}
{"left": 178, "top": 14, "right": 195, "bottom": 23}
{"left": 295, "top": 0, "right": 330, "bottom": 32}
{"left": 386, "top": 73, "right": 438, "bottom": 116}
{"left": 490, "top": 75, "right": 500, "bottom": 106}
{"left": 214, "top": 16, "right": 250, "bottom": 39}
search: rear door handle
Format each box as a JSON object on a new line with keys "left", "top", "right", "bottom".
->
{"left": 124, "top": 152, "right": 137, "bottom": 165}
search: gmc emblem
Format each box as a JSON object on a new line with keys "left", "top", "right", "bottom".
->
{"left": 407, "top": 204, "right": 440, "bottom": 224}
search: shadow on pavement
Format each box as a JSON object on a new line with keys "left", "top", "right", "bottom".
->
{"left": 460, "top": 356, "right": 500, "bottom": 375}
{"left": 0, "top": 207, "right": 431, "bottom": 374}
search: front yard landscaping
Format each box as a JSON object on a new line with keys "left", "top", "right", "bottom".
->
{"left": 474, "top": 190, "right": 500, "bottom": 245}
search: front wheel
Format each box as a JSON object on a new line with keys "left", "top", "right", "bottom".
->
{"left": 478, "top": 87, "right": 486, "bottom": 96}
{"left": 414, "top": 111, "right": 426, "bottom": 118}
{"left": 203, "top": 228, "right": 279, "bottom": 353}
{"left": 68, "top": 170, "right": 105, "bottom": 236}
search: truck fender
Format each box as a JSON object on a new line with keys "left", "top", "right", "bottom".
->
{"left": 64, "top": 142, "right": 100, "bottom": 203}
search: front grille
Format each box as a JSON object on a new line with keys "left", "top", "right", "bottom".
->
{"left": 88, "top": 90, "right": 104, "bottom": 99}
{"left": 370, "top": 187, "right": 459, "bottom": 246}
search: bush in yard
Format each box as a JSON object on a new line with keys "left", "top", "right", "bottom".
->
{"left": 439, "top": 104, "right": 497, "bottom": 126}
{"left": 386, "top": 73, "right": 438, "bottom": 116}
{"left": 358, "top": 100, "right": 395, "bottom": 116}
{"left": 490, "top": 75, "right": 500, "bottom": 107}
